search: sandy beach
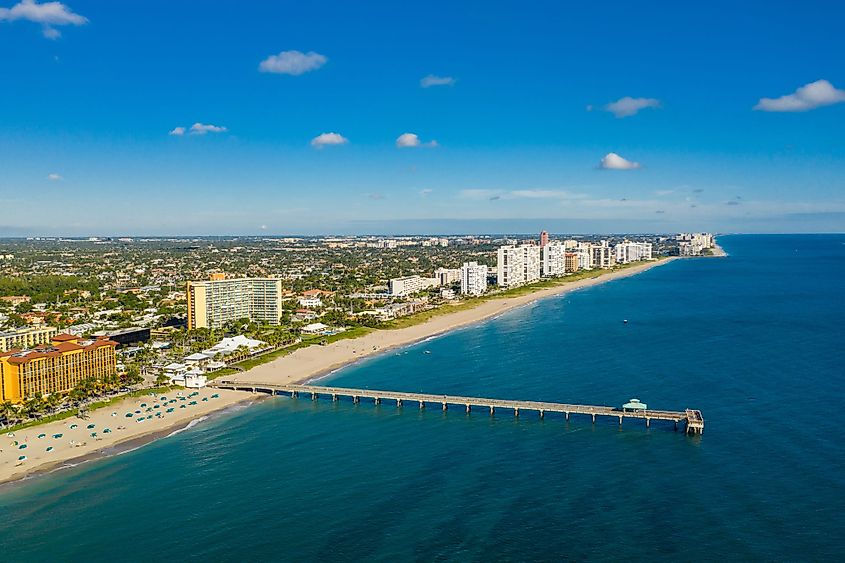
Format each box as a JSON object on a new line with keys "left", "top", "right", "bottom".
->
{"left": 0, "top": 388, "right": 250, "bottom": 485}
{"left": 230, "top": 258, "right": 680, "bottom": 387}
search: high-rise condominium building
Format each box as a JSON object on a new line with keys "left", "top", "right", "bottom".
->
{"left": 614, "top": 241, "right": 653, "bottom": 263}
{"left": 541, "top": 242, "right": 566, "bottom": 276}
{"left": 433, "top": 268, "right": 462, "bottom": 286}
{"left": 460, "top": 262, "right": 489, "bottom": 296}
{"left": 564, "top": 252, "right": 580, "bottom": 273}
{"left": 0, "top": 333, "right": 117, "bottom": 403}
{"left": 540, "top": 231, "right": 549, "bottom": 247}
{"left": 187, "top": 277, "right": 283, "bottom": 329}
{"left": 575, "top": 242, "right": 593, "bottom": 269}
{"left": 497, "top": 244, "right": 541, "bottom": 288}
{"left": 389, "top": 275, "right": 439, "bottom": 297}
{"left": 590, "top": 241, "right": 615, "bottom": 269}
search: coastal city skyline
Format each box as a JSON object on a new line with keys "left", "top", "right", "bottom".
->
{"left": 2, "top": 3, "right": 844, "bottom": 561}
{"left": 2, "top": 1, "right": 844, "bottom": 236}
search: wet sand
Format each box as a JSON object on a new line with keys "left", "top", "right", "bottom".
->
{"left": 0, "top": 388, "right": 249, "bottom": 485}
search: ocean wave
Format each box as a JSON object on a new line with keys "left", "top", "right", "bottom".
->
{"left": 165, "top": 416, "right": 208, "bottom": 438}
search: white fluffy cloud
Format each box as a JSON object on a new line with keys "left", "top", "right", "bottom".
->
{"left": 604, "top": 96, "right": 660, "bottom": 118}
{"left": 47, "top": 172, "right": 62, "bottom": 181}
{"left": 420, "top": 74, "right": 455, "bottom": 88}
{"left": 259, "top": 50, "right": 327, "bottom": 75}
{"left": 311, "top": 132, "right": 348, "bottom": 148}
{"left": 168, "top": 123, "right": 227, "bottom": 136}
{"left": 0, "top": 0, "right": 87, "bottom": 38}
{"left": 599, "top": 152, "right": 641, "bottom": 170}
{"left": 754, "top": 79, "right": 845, "bottom": 112}
{"left": 189, "top": 123, "right": 227, "bottom": 135}
{"left": 395, "top": 132, "right": 438, "bottom": 148}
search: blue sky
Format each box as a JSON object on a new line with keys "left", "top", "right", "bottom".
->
{"left": 1, "top": 0, "right": 844, "bottom": 235}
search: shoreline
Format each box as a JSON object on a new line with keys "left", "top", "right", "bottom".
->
{"left": 0, "top": 388, "right": 252, "bottom": 486}
{"left": 230, "top": 257, "right": 681, "bottom": 388}
{"left": 0, "top": 252, "right": 714, "bottom": 487}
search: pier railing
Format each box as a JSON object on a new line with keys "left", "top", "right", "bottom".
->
{"left": 211, "top": 380, "right": 704, "bottom": 435}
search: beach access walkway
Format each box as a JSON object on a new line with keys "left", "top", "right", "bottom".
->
{"left": 211, "top": 380, "right": 705, "bottom": 435}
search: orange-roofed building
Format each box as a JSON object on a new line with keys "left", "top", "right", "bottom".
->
{"left": 0, "top": 334, "right": 117, "bottom": 403}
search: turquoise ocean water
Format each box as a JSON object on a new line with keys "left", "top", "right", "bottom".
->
{"left": 1, "top": 234, "right": 844, "bottom": 561}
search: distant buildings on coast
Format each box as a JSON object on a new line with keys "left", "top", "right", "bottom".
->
{"left": 677, "top": 233, "right": 715, "bottom": 256}
{"left": 493, "top": 233, "right": 656, "bottom": 289}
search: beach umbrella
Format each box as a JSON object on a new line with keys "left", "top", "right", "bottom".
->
{"left": 135, "top": 410, "right": 141, "bottom": 414}
{"left": 202, "top": 398, "right": 208, "bottom": 402}
{"left": 125, "top": 413, "right": 133, "bottom": 417}
{"left": 38, "top": 433, "right": 46, "bottom": 438}
{"left": 18, "top": 455, "right": 26, "bottom": 461}
{"left": 19, "top": 444, "right": 27, "bottom": 449}
{"left": 53, "top": 433, "right": 63, "bottom": 438}
{"left": 91, "top": 432, "right": 97, "bottom": 438}
{"left": 180, "top": 405, "right": 186, "bottom": 409}
{"left": 46, "top": 447, "right": 53, "bottom": 452}
{"left": 70, "top": 424, "right": 78, "bottom": 429}
{"left": 6, "top": 432, "right": 14, "bottom": 437}
{"left": 141, "top": 403, "right": 147, "bottom": 407}
{"left": 87, "top": 424, "right": 95, "bottom": 429}
{"left": 103, "top": 428, "right": 111, "bottom": 433}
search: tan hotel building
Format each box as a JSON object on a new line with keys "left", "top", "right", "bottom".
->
{"left": 0, "top": 334, "right": 118, "bottom": 403}
{"left": 187, "top": 276, "right": 284, "bottom": 329}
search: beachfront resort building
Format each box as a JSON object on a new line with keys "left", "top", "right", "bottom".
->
{"left": 0, "top": 333, "right": 118, "bottom": 403}
{"left": 389, "top": 275, "right": 439, "bottom": 297}
{"left": 0, "top": 326, "right": 59, "bottom": 353}
{"left": 541, "top": 242, "right": 566, "bottom": 277}
{"left": 460, "top": 262, "right": 489, "bottom": 296}
{"left": 186, "top": 276, "right": 284, "bottom": 329}
{"left": 614, "top": 241, "right": 654, "bottom": 264}
{"left": 497, "top": 244, "right": 541, "bottom": 288}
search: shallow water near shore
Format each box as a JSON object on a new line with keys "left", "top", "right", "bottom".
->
{"left": 1, "top": 234, "right": 844, "bottom": 561}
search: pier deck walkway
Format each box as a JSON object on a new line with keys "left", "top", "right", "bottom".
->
{"left": 211, "top": 380, "right": 704, "bottom": 434}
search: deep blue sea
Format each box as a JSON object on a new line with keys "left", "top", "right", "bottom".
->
{"left": 1, "top": 235, "right": 844, "bottom": 561}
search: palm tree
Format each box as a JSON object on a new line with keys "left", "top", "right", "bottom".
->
{"left": 22, "top": 396, "right": 45, "bottom": 420}
{"left": 0, "top": 401, "right": 20, "bottom": 427}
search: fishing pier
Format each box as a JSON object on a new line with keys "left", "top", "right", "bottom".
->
{"left": 212, "top": 381, "right": 705, "bottom": 435}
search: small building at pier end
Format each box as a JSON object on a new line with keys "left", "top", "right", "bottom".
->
{"left": 622, "top": 398, "right": 648, "bottom": 412}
